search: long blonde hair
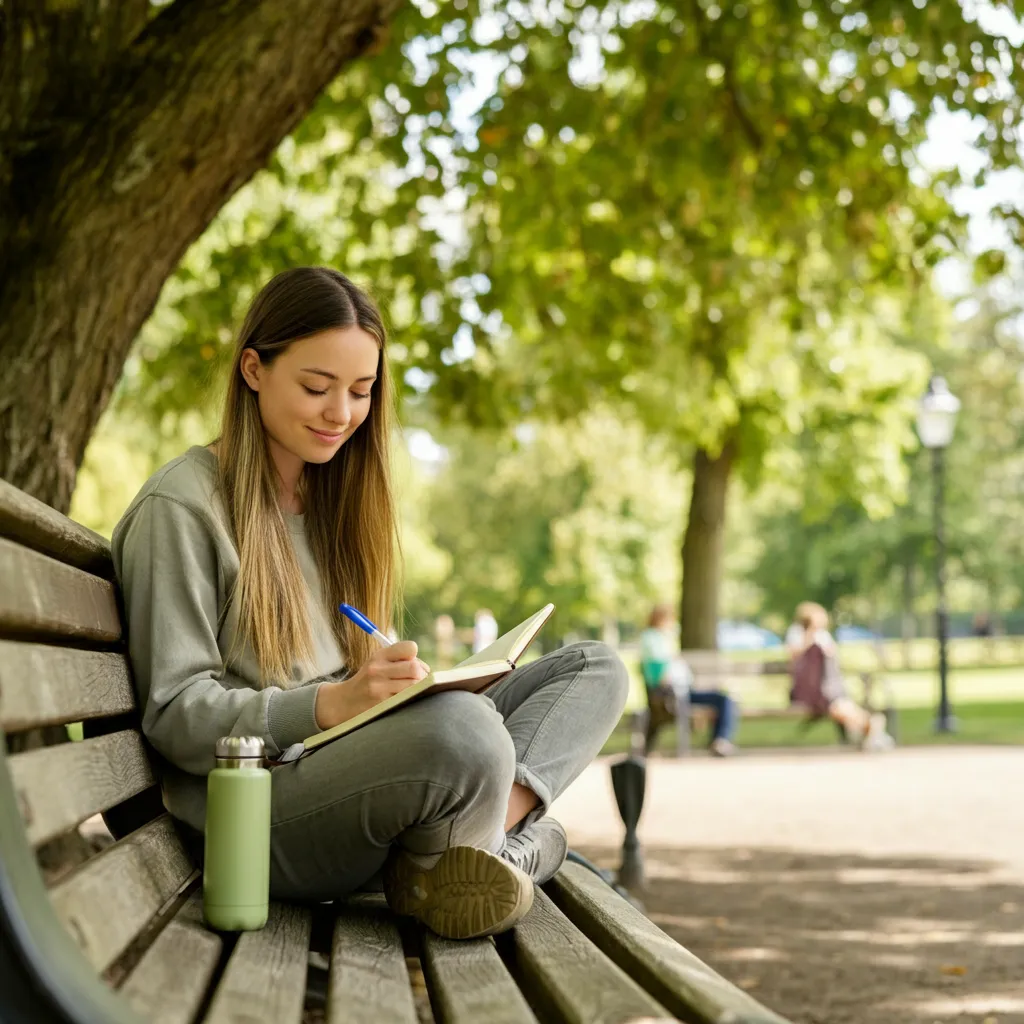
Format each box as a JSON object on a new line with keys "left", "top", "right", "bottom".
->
{"left": 218, "top": 267, "right": 398, "bottom": 684}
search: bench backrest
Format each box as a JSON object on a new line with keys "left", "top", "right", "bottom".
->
{"left": 0, "top": 479, "right": 196, "bottom": 1024}
{"left": 678, "top": 650, "right": 790, "bottom": 686}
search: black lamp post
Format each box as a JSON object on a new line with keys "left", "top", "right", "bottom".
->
{"left": 916, "top": 375, "right": 961, "bottom": 734}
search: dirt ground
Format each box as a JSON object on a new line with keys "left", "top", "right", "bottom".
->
{"left": 551, "top": 746, "right": 1024, "bottom": 1024}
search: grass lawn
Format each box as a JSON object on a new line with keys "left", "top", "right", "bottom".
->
{"left": 726, "top": 665, "right": 1024, "bottom": 711}
{"left": 604, "top": 700, "right": 1024, "bottom": 756}
{"left": 611, "top": 649, "right": 1024, "bottom": 753}
{"left": 717, "top": 635, "right": 1024, "bottom": 673}
{"left": 617, "top": 650, "right": 1024, "bottom": 709}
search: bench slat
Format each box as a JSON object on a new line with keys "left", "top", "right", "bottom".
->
{"left": 9, "top": 729, "right": 155, "bottom": 846}
{"left": 0, "top": 478, "right": 113, "bottom": 577}
{"left": 326, "top": 907, "right": 417, "bottom": 1024}
{"left": 120, "top": 892, "right": 223, "bottom": 1024}
{"left": 0, "top": 537, "right": 121, "bottom": 643}
{"left": 423, "top": 932, "right": 538, "bottom": 1024}
{"left": 51, "top": 814, "right": 195, "bottom": 972}
{"left": 0, "top": 642, "right": 136, "bottom": 731}
{"left": 205, "top": 901, "right": 312, "bottom": 1024}
{"left": 680, "top": 652, "right": 789, "bottom": 678}
{"left": 508, "top": 889, "right": 672, "bottom": 1024}
{"left": 549, "top": 864, "right": 792, "bottom": 1024}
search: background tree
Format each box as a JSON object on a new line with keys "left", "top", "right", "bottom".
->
{"left": 66, "top": 0, "right": 1024, "bottom": 650}
{"left": 361, "top": 0, "right": 1021, "bottom": 647}
{"left": 402, "top": 412, "right": 686, "bottom": 640}
{"left": 749, "top": 284, "right": 1024, "bottom": 636}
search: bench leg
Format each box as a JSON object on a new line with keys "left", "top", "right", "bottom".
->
{"left": 675, "top": 695, "right": 691, "bottom": 757}
{"left": 885, "top": 705, "right": 899, "bottom": 743}
{"left": 610, "top": 756, "right": 646, "bottom": 889}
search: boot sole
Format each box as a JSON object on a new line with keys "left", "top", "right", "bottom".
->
{"left": 383, "top": 845, "right": 534, "bottom": 939}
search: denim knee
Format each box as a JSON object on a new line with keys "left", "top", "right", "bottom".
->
{"left": 425, "top": 691, "right": 517, "bottom": 803}
{"left": 568, "top": 641, "right": 630, "bottom": 715}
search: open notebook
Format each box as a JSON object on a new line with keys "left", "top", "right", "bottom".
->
{"left": 299, "top": 603, "right": 555, "bottom": 754}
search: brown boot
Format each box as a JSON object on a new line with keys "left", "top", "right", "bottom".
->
{"left": 383, "top": 845, "right": 534, "bottom": 939}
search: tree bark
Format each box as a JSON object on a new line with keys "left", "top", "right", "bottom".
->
{"left": 0, "top": 0, "right": 400, "bottom": 511}
{"left": 679, "top": 442, "right": 735, "bottom": 651}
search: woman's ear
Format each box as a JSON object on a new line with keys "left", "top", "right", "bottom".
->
{"left": 239, "top": 349, "right": 262, "bottom": 392}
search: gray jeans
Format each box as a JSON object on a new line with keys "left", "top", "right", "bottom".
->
{"left": 268, "top": 640, "right": 628, "bottom": 901}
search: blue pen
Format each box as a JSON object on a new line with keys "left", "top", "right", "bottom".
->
{"left": 339, "top": 603, "right": 394, "bottom": 647}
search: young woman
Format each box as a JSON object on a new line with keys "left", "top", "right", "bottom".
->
{"left": 786, "top": 602, "right": 892, "bottom": 749}
{"left": 112, "top": 267, "right": 628, "bottom": 939}
{"left": 639, "top": 603, "right": 739, "bottom": 756}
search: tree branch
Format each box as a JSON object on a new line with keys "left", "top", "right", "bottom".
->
{"left": 724, "top": 57, "right": 763, "bottom": 151}
{"left": 685, "top": 0, "right": 763, "bottom": 152}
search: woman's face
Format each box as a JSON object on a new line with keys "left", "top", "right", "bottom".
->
{"left": 240, "top": 327, "right": 380, "bottom": 466}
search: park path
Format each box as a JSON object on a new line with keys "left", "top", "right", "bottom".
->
{"left": 552, "top": 747, "right": 1024, "bottom": 1024}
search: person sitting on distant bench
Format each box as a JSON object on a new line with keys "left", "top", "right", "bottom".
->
{"left": 786, "top": 602, "right": 893, "bottom": 750}
{"left": 639, "top": 603, "right": 739, "bottom": 757}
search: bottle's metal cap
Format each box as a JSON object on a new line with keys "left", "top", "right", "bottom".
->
{"left": 215, "top": 736, "right": 265, "bottom": 760}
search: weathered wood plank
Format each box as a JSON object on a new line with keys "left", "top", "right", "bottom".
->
{"left": 120, "top": 892, "right": 223, "bottom": 1024}
{"left": 548, "top": 864, "right": 793, "bottom": 1024}
{"left": 0, "top": 478, "right": 112, "bottom": 577}
{"left": 423, "top": 931, "right": 538, "bottom": 1024}
{"left": 507, "top": 889, "right": 673, "bottom": 1024}
{"left": 9, "top": 729, "right": 154, "bottom": 846}
{"left": 51, "top": 815, "right": 195, "bottom": 973}
{"left": 325, "top": 906, "right": 417, "bottom": 1024}
{"left": 0, "top": 642, "right": 136, "bottom": 731}
{"left": 0, "top": 537, "right": 121, "bottom": 643}
{"left": 205, "top": 901, "right": 312, "bottom": 1024}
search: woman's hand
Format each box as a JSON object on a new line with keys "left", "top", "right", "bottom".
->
{"left": 314, "top": 641, "right": 430, "bottom": 730}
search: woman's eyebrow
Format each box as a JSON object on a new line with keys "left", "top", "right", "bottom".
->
{"left": 300, "top": 367, "right": 377, "bottom": 383}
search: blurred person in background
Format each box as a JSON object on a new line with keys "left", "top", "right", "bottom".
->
{"left": 434, "top": 613, "right": 456, "bottom": 669}
{"left": 640, "top": 603, "right": 739, "bottom": 757}
{"left": 786, "top": 602, "right": 892, "bottom": 750}
{"left": 473, "top": 607, "right": 499, "bottom": 654}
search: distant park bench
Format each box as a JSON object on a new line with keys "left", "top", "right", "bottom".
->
{"left": 638, "top": 650, "right": 898, "bottom": 756}
{"left": 0, "top": 478, "right": 795, "bottom": 1024}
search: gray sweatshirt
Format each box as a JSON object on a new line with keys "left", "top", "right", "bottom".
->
{"left": 111, "top": 445, "right": 342, "bottom": 829}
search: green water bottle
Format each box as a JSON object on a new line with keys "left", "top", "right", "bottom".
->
{"left": 203, "top": 736, "right": 271, "bottom": 931}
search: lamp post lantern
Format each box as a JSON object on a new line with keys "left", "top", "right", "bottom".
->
{"left": 916, "top": 375, "right": 960, "bottom": 733}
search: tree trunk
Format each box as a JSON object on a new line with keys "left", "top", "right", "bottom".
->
{"left": 679, "top": 442, "right": 735, "bottom": 651}
{"left": 0, "top": 0, "right": 400, "bottom": 511}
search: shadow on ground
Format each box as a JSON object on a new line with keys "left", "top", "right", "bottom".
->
{"left": 575, "top": 843, "right": 1024, "bottom": 1024}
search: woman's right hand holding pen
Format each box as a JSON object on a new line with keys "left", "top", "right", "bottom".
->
{"left": 314, "top": 641, "right": 430, "bottom": 729}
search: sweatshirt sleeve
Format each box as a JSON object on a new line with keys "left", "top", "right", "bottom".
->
{"left": 116, "top": 494, "right": 323, "bottom": 775}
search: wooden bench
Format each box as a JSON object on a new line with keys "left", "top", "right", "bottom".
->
{"left": 0, "top": 478, "right": 795, "bottom": 1024}
{"left": 639, "top": 650, "right": 898, "bottom": 756}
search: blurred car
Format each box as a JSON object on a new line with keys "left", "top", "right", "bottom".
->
{"left": 835, "top": 624, "right": 882, "bottom": 644}
{"left": 717, "top": 621, "right": 783, "bottom": 651}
